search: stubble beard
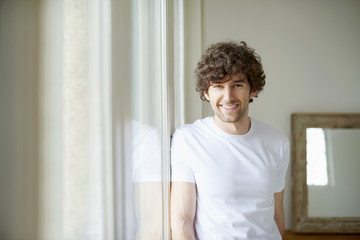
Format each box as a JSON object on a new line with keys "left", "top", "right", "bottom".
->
{"left": 215, "top": 102, "right": 249, "bottom": 124}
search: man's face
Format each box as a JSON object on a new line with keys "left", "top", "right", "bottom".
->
{"left": 204, "top": 74, "right": 257, "bottom": 125}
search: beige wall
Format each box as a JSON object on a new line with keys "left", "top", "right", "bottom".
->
{"left": 0, "top": 1, "right": 40, "bottom": 239}
{"left": 190, "top": 0, "right": 360, "bottom": 229}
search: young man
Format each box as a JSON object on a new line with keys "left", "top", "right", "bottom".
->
{"left": 170, "top": 41, "right": 290, "bottom": 240}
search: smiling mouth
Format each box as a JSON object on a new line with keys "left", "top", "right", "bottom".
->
{"left": 221, "top": 104, "right": 239, "bottom": 109}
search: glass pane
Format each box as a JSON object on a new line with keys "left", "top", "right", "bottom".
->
{"left": 132, "top": 0, "right": 168, "bottom": 239}
{"left": 306, "top": 128, "right": 328, "bottom": 186}
{"left": 308, "top": 128, "right": 360, "bottom": 217}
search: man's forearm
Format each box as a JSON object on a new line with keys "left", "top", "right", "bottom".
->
{"left": 274, "top": 191, "right": 285, "bottom": 237}
{"left": 274, "top": 212, "right": 285, "bottom": 237}
{"left": 171, "top": 222, "right": 196, "bottom": 240}
{"left": 170, "top": 183, "right": 197, "bottom": 240}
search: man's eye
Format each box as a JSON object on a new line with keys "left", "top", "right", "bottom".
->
{"left": 234, "top": 83, "right": 245, "bottom": 88}
{"left": 212, "top": 85, "right": 222, "bottom": 88}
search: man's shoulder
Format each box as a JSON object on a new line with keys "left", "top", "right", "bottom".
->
{"left": 252, "top": 118, "right": 289, "bottom": 143}
{"left": 171, "top": 117, "right": 212, "bottom": 154}
{"left": 174, "top": 117, "right": 211, "bottom": 135}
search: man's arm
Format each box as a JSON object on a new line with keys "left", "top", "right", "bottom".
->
{"left": 274, "top": 190, "right": 285, "bottom": 237}
{"left": 170, "top": 182, "right": 197, "bottom": 240}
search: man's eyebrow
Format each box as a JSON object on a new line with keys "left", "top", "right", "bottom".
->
{"left": 209, "top": 78, "right": 247, "bottom": 86}
{"left": 209, "top": 82, "right": 222, "bottom": 85}
{"left": 232, "top": 79, "right": 247, "bottom": 83}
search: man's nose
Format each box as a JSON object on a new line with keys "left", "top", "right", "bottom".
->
{"left": 223, "top": 87, "right": 234, "bottom": 101}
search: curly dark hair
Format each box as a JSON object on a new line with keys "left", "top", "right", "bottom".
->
{"left": 195, "top": 41, "right": 266, "bottom": 101}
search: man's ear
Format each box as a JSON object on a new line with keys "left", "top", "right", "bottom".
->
{"left": 250, "top": 88, "right": 258, "bottom": 99}
{"left": 204, "top": 90, "right": 210, "bottom": 101}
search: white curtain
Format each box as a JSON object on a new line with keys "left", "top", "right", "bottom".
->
{"left": 0, "top": 0, "right": 181, "bottom": 239}
{"left": 39, "top": 0, "right": 134, "bottom": 239}
{"left": 0, "top": 0, "right": 134, "bottom": 239}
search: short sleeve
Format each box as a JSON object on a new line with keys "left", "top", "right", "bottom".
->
{"left": 170, "top": 129, "right": 195, "bottom": 183}
{"left": 275, "top": 140, "right": 290, "bottom": 192}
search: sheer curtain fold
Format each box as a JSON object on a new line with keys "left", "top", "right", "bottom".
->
{"left": 39, "top": 0, "right": 132, "bottom": 239}
{"left": 111, "top": 0, "right": 136, "bottom": 239}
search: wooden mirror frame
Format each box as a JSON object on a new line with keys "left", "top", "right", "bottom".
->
{"left": 292, "top": 113, "right": 360, "bottom": 233}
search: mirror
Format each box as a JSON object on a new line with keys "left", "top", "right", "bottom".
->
{"left": 292, "top": 113, "right": 360, "bottom": 233}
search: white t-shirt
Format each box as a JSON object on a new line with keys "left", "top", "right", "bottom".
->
{"left": 171, "top": 117, "right": 290, "bottom": 240}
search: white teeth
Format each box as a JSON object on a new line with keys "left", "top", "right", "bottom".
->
{"left": 223, "top": 105, "right": 236, "bottom": 109}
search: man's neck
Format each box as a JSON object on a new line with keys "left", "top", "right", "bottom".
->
{"left": 212, "top": 115, "right": 251, "bottom": 135}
